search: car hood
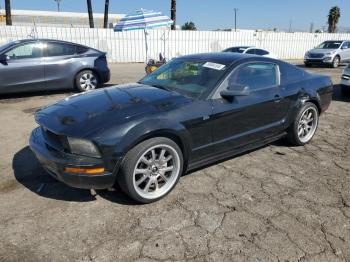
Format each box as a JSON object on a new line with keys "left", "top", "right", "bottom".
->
{"left": 308, "top": 48, "right": 337, "bottom": 54}
{"left": 35, "top": 83, "right": 186, "bottom": 137}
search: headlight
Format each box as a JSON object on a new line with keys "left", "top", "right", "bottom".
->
{"left": 325, "top": 51, "right": 335, "bottom": 56}
{"left": 67, "top": 137, "right": 101, "bottom": 158}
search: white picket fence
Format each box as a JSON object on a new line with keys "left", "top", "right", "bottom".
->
{"left": 1, "top": 25, "right": 350, "bottom": 62}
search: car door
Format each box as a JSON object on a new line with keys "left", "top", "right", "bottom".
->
{"left": 43, "top": 41, "right": 78, "bottom": 89}
{"left": 210, "top": 62, "right": 286, "bottom": 155}
{"left": 0, "top": 41, "right": 45, "bottom": 93}
{"left": 341, "top": 42, "right": 350, "bottom": 62}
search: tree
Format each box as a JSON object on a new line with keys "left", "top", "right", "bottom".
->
{"left": 103, "top": 0, "right": 109, "bottom": 28}
{"left": 5, "top": 0, "right": 12, "bottom": 26}
{"left": 87, "top": 0, "right": 94, "bottom": 28}
{"left": 171, "top": 0, "right": 176, "bottom": 30}
{"left": 181, "top": 21, "right": 197, "bottom": 31}
{"left": 328, "top": 6, "right": 340, "bottom": 33}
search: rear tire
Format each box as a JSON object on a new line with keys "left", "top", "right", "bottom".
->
{"left": 286, "top": 102, "right": 319, "bottom": 146}
{"left": 118, "top": 137, "right": 183, "bottom": 204}
{"left": 75, "top": 70, "right": 100, "bottom": 92}
{"left": 332, "top": 56, "right": 340, "bottom": 68}
{"left": 341, "top": 84, "right": 350, "bottom": 96}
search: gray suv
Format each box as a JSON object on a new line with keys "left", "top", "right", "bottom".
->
{"left": 0, "top": 39, "right": 110, "bottom": 94}
{"left": 304, "top": 40, "right": 350, "bottom": 68}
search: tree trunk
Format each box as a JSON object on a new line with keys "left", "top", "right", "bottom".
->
{"left": 103, "top": 0, "right": 109, "bottom": 28}
{"left": 87, "top": 0, "right": 94, "bottom": 28}
{"left": 171, "top": 0, "right": 176, "bottom": 30}
{"left": 5, "top": 0, "right": 12, "bottom": 26}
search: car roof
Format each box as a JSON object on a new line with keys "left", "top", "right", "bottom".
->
{"left": 8, "top": 39, "right": 92, "bottom": 48}
{"left": 178, "top": 52, "right": 268, "bottom": 64}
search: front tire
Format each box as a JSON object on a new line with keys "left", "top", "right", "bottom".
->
{"left": 75, "top": 70, "right": 100, "bottom": 92}
{"left": 286, "top": 102, "right": 319, "bottom": 146}
{"left": 118, "top": 137, "right": 183, "bottom": 204}
{"left": 332, "top": 56, "right": 340, "bottom": 68}
{"left": 304, "top": 62, "right": 312, "bottom": 68}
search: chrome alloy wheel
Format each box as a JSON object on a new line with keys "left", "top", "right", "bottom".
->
{"left": 297, "top": 107, "right": 318, "bottom": 143}
{"left": 133, "top": 144, "right": 181, "bottom": 200}
{"left": 79, "top": 73, "right": 98, "bottom": 90}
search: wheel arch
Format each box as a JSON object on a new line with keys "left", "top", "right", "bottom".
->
{"left": 119, "top": 127, "right": 191, "bottom": 173}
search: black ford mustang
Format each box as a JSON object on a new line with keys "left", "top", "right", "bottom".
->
{"left": 30, "top": 53, "right": 333, "bottom": 203}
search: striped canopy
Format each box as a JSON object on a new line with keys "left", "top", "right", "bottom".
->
{"left": 114, "top": 9, "right": 173, "bottom": 31}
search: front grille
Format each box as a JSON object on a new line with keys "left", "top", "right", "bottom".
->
{"left": 309, "top": 53, "right": 324, "bottom": 58}
{"left": 41, "top": 127, "right": 69, "bottom": 153}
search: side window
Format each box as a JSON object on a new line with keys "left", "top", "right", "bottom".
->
{"left": 76, "top": 46, "right": 89, "bottom": 54}
{"left": 245, "top": 49, "right": 256, "bottom": 55}
{"left": 255, "top": 49, "right": 269, "bottom": 56}
{"left": 5, "top": 42, "right": 43, "bottom": 59}
{"left": 229, "top": 63, "right": 278, "bottom": 91}
{"left": 46, "top": 42, "right": 76, "bottom": 57}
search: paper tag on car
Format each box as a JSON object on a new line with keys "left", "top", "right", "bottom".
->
{"left": 203, "top": 62, "right": 226, "bottom": 70}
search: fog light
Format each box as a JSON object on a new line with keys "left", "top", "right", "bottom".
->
{"left": 65, "top": 167, "right": 105, "bottom": 174}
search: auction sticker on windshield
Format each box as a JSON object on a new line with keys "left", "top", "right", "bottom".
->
{"left": 203, "top": 62, "right": 226, "bottom": 70}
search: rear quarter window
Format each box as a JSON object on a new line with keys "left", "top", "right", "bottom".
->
{"left": 280, "top": 63, "right": 306, "bottom": 84}
{"left": 76, "top": 46, "right": 89, "bottom": 54}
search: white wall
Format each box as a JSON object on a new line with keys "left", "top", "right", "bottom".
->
{"left": 1, "top": 25, "right": 350, "bottom": 62}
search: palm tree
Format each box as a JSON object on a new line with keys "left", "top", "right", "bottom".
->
{"left": 103, "top": 0, "right": 109, "bottom": 28}
{"left": 5, "top": 0, "right": 12, "bottom": 26}
{"left": 328, "top": 6, "right": 340, "bottom": 33}
{"left": 171, "top": 0, "right": 176, "bottom": 30}
{"left": 87, "top": 0, "right": 94, "bottom": 28}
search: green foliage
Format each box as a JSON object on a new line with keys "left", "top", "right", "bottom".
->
{"left": 181, "top": 21, "right": 197, "bottom": 31}
{"left": 328, "top": 6, "right": 341, "bottom": 33}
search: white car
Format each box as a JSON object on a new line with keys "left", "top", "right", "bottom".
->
{"left": 340, "top": 64, "right": 350, "bottom": 95}
{"left": 223, "top": 46, "right": 278, "bottom": 59}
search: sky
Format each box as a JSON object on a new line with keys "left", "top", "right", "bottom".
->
{"left": 2, "top": 0, "right": 349, "bottom": 31}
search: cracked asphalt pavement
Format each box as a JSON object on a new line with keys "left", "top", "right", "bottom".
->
{"left": 0, "top": 63, "right": 349, "bottom": 262}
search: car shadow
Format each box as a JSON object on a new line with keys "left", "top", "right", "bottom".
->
{"left": 12, "top": 146, "right": 138, "bottom": 205}
{"left": 332, "top": 84, "right": 350, "bottom": 102}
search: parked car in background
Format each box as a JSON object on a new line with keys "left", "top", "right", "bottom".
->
{"left": 340, "top": 63, "right": 350, "bottom": 95}
{"left": 304, "top": 40, "right": 350, "bottom": 68}
{"left": 0, "top": 39, "right": 110, "bottom": 94}
{"left": 223, "top": 46, "right": 277, "bottom": 59}
{"left": 30, "top": 53, "right": 332, "bottom": 203}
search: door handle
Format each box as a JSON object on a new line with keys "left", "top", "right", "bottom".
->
{"left": 274, "top": 95, "right": 281, "bottom": 103}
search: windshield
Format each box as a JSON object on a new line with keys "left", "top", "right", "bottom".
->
{"left": 0, "top": 42, "right": 16, "bottom": 53}
{"left": 139, "top": 59, "right": 231, "bottom": 99}
{"left": 317, "top": 41, "right": 342, "bottom": 49}
{"left": 224, "top": 47, "right": 247, "bottom": 53}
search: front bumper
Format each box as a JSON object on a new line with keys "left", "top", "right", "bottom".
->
{"left": 29, "top": 127, "right": 117, "bottom": 189}
{"left": 304, "top": 57, "right": 334, "bottom": 64}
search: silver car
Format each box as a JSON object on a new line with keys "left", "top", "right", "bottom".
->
{"left": 340, "top": 64, "right": 350, "bottom": 95}
{"left": 304, "top": 40, "right": 350, "bottom": 68}
{"left": 0, "top": 39, "right": 110, "bottom": 94}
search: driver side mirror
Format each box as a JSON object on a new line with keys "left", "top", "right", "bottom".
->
{"left": 0, "top": 54, "right": 9, "bottom": 63}
{"left": 220, "top": 84, "right": 250, "bottom": 101}
{"left": 342, "top": 46, "right": 349, "bottom": 50}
